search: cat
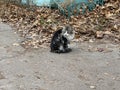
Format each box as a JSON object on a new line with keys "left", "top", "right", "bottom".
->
{"left": 50, "top": 25, "right": 75, "bottom": 53}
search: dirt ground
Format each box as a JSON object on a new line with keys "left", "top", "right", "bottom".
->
{"left": 0, "top": 23, "right": 120, "bottom": 90}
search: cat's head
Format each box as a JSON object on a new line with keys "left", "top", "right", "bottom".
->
{"left": 62, "top": 25, "right": 75, "bottom": 41}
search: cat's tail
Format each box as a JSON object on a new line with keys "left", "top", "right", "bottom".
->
{"left": 63, "top": 48, "right": 72, "bottom": 53}
{"left": 50, "top": 48, "right": 72, "bottom": 54}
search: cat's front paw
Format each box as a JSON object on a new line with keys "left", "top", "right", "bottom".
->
{"left": 51, "top": 50, "right": 63, "bottom": 54}
{"left": 65, "top": 48, "right": 72, "bottom": 53}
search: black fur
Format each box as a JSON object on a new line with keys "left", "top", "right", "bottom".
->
{"left": 50, "top": 29, "right": 72, "bottom": 53}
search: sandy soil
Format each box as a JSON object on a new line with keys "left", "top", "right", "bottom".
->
{"left": 0, "top": 23, "right": 120, "bottom": 90}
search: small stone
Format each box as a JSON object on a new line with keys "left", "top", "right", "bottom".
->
{"left": 97, "top": 48, "right": 104, "bottom": 52}
{"left": 112, "top": 77, "right": 116, "bottom": 80}
{"left": 0, "top": 72, "right": 5, "bottom": 79}
{"left": 89, "top": 39, "right": 94, "bottom": 43}
{"left": 104, "top": 72, "right": 109, "bottom": 76}
{"left": 90, "top": 85, "right": 96, "bottom": 89}
{"left": 13, "top": 43, "right": 19, "bottom": 46}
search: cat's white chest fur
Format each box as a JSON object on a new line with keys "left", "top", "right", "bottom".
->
{"left": 59, "top": 45, "right": 64, "bottom": 51}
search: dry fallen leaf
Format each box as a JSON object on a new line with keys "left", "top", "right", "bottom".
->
{"left": 12, "top": 43, "right": 19, "bottom": 46}
{"left": 96, "top": 31, "right": 104, "bottom": 39}
{"left": 0, "top": 0, "right": 119, "bottom": 48}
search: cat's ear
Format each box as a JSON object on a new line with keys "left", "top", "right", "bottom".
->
{"left": 62, "top": 24, "right": 73, "bottom": 32}
{"left": 66, "top": 24, "right": 70, "bottom": 27}
{"left": 65, "top": 24, "right": 71, "bottom": 30}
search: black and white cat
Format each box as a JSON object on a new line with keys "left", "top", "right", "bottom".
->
{"left": 50, "top": 25, "right": 75, "bottom": 53}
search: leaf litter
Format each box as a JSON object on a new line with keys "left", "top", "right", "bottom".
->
{"left": 0, "top": 0, "right": 119, "bottom": 49}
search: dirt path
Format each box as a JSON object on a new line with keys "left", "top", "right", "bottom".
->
{"left": 0, "top": 23, "right": 120, "bottom": 90}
